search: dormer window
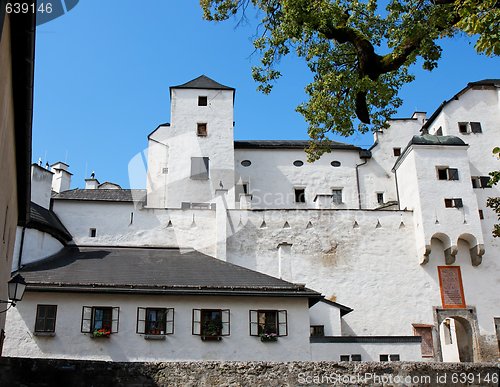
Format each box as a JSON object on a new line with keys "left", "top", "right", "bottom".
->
{"left": 198, "top": 96, "right": 207, "bottom": 106}
{"left": 197, "top": 123, "right": 207, "bottom": 137}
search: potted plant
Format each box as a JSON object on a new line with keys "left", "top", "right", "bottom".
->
{"left": 260, "top": 332, "right": 278, "bottom": 342}
{"left": 92, "top": 328, "right": 111, "bottom": 338}
{"left": 201, "top": 319, "right": 223, "bottom": 341}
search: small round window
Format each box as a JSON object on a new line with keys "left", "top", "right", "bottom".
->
{"left": 241, "top": 160, "right": 252, "bottom": 167}
{"left": 331, "top": 161, "right": 341, "bottom": 167}
{"left": 293, "top": 160, "right": 304, "bottom": 167}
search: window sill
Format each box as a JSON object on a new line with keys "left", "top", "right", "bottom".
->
{"left": 144, "top": 334, "right": 166, "bottom": 340}
{"left": 201, "top": 335, "right": 222, "bottom": 341}
{"left": 33, "top": 331, "right": 56, "bottom": 337}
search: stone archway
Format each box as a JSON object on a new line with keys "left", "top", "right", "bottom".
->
{"left": 434, "top": 307, "right": 481, "bottom": 362}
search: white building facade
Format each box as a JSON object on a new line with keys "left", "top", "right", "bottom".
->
{"left": 4, "top": 76, "right": 500, "bottom": 363}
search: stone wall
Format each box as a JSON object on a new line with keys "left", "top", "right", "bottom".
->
{"left": 0, "top": 358, "right": 498, "bottom": 387}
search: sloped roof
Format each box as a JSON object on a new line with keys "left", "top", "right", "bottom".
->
{"left": 27, "top": 202, "right": 72, "bottom": 243}
{"left": 234, "top": 140, "right": 361, "bottom": 151}
{"left": 422, "top": 79, "right": 500, "bottom": 131}
{"left": 18, "top": 246, "right": 322, "bottom": 303}
{"left": 170, "top": 75, "right": 234, "bottom": 91}
{"left": 52, "top": 189, "right": 146, "bottom": 202}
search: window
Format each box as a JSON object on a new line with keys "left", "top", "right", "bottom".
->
{"left": 249, "top": 310, "right": 288, "bottom": 337}
{"left": 89, "top": 228, "right": 96, "bottom": 238}
{"left": 293, "top": 160, "right": 304, "bottom": 167}
{"left": 330, "top": 161, "right": 341, "bottom": 167}
{"left": 479, "top": 209, "right": 484, "bottom": 220}
{"left": 435, "top": 127, "right": 443, "bottom": 136}
{"left": 377, "top": 192, "right": 384, "bottom": 204}
{"left": 350, "top": 354, "right": 362, "bottom": 361}
{"left": 192, "top": 309, "right": 230, "bottom": 339}
{"left": 198, "top": 96, "right": 207, "bottom": 106}
{"left": 197, "top": 123, "right": 207, "bottom": 136}
{"left": 471, "top": 176, "right": 491, "bottom": 188}
{"left": 241, "top": 160, "right": 251, "bottom": 167}
{"left": 332, "top": 189, "right": 343, "bottom": 204}
{"left": 310, "top": 325, "right": 324, "bottom": 337}
{"left": 161, "top": 167, "right": 168, "bottom": 174}
{"left": 294, "top": 188, "right": 305, "bottom": 203}
{"left": 393, "top": 148, "right": 401, "bottom": 157}
{"left": 458, "top": 122, "right": 482, "bottom": 134}
{"left": 437, "top": 167, "right": 459, "bottom": 181}
{"left": 81, "top": 306, "right": 119, "bottom": 336}
{"left": 445, "top": 198, "right": 463, "bottom": 208}
{"left": 137, "top": 307, "right": 174, "bottom": 336}
{"left": 470, "top": 122, "right": 482, "bottom": 133}
{"left": 458, "top": 122, "right": 468, "bottom": 134}
{"left": 35, "top": 305, "right": 57, "bottom": 333}
{"left": 340, "top": 355, "right": 350, "bottom": 361}
{"left": 380, "top": 354, "right": 400, "bottom": 361}
{"left": 191, "top": 157, "right": 209, "bottom": 180}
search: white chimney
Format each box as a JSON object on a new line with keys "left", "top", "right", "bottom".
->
{"left": 85, "top": 178, "right": 100, "bottom": 189}
{"left": 31, "top": 164, "right": 53, "bottom": 209}
{"left": 51, "top": 162, "right": 72, "bottom": 193}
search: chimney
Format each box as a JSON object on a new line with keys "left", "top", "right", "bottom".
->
{"left": 85, "top": 178, "right": 100, "bottom": 189}
{"left": 51, "top": 162, "right": 72, "bottom": 193}
{"left": 31, "top": 164, "right": 54, "bottom": 209}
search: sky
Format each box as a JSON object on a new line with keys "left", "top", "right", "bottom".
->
{"left": 32, "top": 0, "right": 500, "bottom": 189}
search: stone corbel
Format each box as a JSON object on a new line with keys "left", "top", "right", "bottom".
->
{"left": 470, "top": 244, "right": 485, "bottom": 266}
{"left": 444, "top": 245, "right": 458, "bottom": 265}
{"left": 420, "top": 244, "right": 432, "bottom": 265}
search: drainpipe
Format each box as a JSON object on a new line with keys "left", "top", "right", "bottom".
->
{"left": 17, "top": 227, "right": 26, "bottom": 270}
{"left": 355, "top": 150, "right": 371, "bottom": 209}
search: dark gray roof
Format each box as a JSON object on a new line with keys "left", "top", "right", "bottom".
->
{"left": 409, "top": 134, "right": 467, "bottom": 146}
{"left": 52, "top": 189, "right": 146, "bottom": 202}
{"left": 19, "top": 246, "right": 322, "bottom": 302}
{"left": 422, "top": 79, "right": 500, "bottom": 131}
{"left": 170, "top": 75, "right": 234, "bottom": 91}
{"left": 234, "top": 140, "right": 361, "bottom": 151}
{"left": 27, "top": 202, "right": 72, "bottom": 243}
{"left": 319, "top": 298, "right": 353, "bottom": 316}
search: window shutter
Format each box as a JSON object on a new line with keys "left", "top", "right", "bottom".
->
{"left": 447, "top": 168, "right": 459, "bottom": 181}
{"left": 191, "top": 157, "right": 209, "bottom": 180}
{"left": 480, "top": 176, "right": 490, "bottom": 188}
{"left": 470, "top": 122, "right": 482, "bottom": 133}
{"left": 454, "top": 198, "right": 463, "bottom": 208}
{"left": 249, "top": 310, "right": 258, "bottom": 336}
{"left": 192, "top": 309, "right": 201, "bottom": 335}
{"left": 81, "top": 306, "right": 92, "bottom": 333}
{"left": 111, "top": 307, "right": 120, "bottom": 333}
{"left": 278, "top": 310, "right": 288, "bottom": 336}
{"left": 137, "top": 307, "right": 146, "bottom": 334}
{"left": 221, "top": 309, "right": 230, "bottom": 336}
{"left": 166, "top": 308, "right": 174, "bottom": 335}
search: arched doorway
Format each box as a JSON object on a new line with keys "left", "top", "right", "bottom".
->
{"left": 439, "top": 317, "right": 474, "bottom": 362}
{"left": 434, "top": 308, "right": 480, "bottom": 362}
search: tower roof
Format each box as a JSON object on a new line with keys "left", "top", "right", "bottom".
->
{"left": 170, "top": 75, "right": 234, "bottom": 91}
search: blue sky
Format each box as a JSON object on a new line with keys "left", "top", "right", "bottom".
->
{"left": 32, "top": 0, "right": 499, "bottom": 189}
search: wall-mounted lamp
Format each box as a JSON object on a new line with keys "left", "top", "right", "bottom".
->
{"left": 0, "top": 274, "right": 26, "bottom": 312}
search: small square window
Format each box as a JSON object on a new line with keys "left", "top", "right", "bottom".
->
{"left": 393, "top": 148, "right": 401, "bottom": 157}
{"left": 197, "top": 123, "right": 207, "bottom": 136}
{"left": 137, "top": 307, "right": 174, "bottom": 336}
{"left": 250, "top": 309, "right": 287, "bottom": 337}
{"left": 198, "top": 96, "right": 208, "bottom": 106}
{"left": 295, "top": 188, "right": 305, "bottom": 203}
{"left": 379, "top": 354, "right": 389, "bottom": 361}
{"left": 470, "top": 122, "right": 482, "bottom": 133}
{"left": 193, "top": 309, "right": 230, "bottom": 339}
{"left": 89, "top": 228, "right": 96, "bottom": 238}
{"left": 351, "top": 354, "right": 362, "bottom": 361}
{"left": 458, "top": 122, "right": 468, "bottom": 134}
{"left": 310, "top": 325, "right": 324, "bottom": 337}
{"left": 35, "top": 305, "right": 57, "bottom": 333}
{"left": 377, "top": 192, "right": 384, "bottom": 204}
{"left": 390, "top": 354, "right": 400, "bottom": 361}
{"left": 332, "top": 189, "right": 343, "bottom": 204}
{"left": 81, "top": 306, "right": 119, "bottom": 336}
{"left": 437, "top": 168, "right": 448, "bottom": 180}
{"left": 340, "top": 355, "right": 350, "bottom": 361}
{"left": 444, "top": 199, "right": 453, "bottom": 208}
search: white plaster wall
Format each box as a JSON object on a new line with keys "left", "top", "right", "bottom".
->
{"left": 311, "top": 341, "right": 422, "bottom": 361}
{"left": 4, "top": 292, "right": 311, "bottom": 362}
{"left": 309, "top": 301, "right": 342, "bottom": 336}
{"left": 147, "top": 88, "right": 235, "bottom": 209}
{"left": 30, "top": 165, "right": 53, "bottom": 209}
{"left": 52, "top": 201, "right": 216, "bottom": 256}
{"left": 234, "top": 149, "right": 361, "bottom": 209}
{"left": 11, "top": 227, "right": 63, "bottom": 271}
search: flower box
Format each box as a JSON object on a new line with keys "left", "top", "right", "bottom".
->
{"left": 201, "top": 335, "right": 222, "bottom": 341}
{"left": 260, "top": 334, "right": 278, "bottom": 342}
{"left": 91, "top": 329, "right": 111, "bottom": 338}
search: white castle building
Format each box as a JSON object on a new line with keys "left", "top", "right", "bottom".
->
{"left": 3, "top": 76, "right": 500, "bottom": 363}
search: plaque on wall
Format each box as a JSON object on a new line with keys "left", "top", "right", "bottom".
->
{"left": 437, "top": 266, "right": 466, "bottom": 309}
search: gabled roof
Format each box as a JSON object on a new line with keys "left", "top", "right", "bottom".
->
{"left": 18, "top": 246, "right": 322, "bottom": 303}
{"left": 422, "top": 79, "right": 500, "bottom": 132}
{"left": 52, "top": 189, "right": 146, "bottom": 203}
{"left": 234, "top": 140, "right": 362, "bottom": 151}
{"left": 170, "top": 75, "right": 234, "bottom": 91}
{"left": 27, "top": 202, "right": 72, "bottom": 243}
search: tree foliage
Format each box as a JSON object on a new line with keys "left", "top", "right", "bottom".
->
{"left": 486, "top": 147, "right": 500, "bottom": 238}
{"left": 200, "top": 0, "right": 499, "bottom": 159}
